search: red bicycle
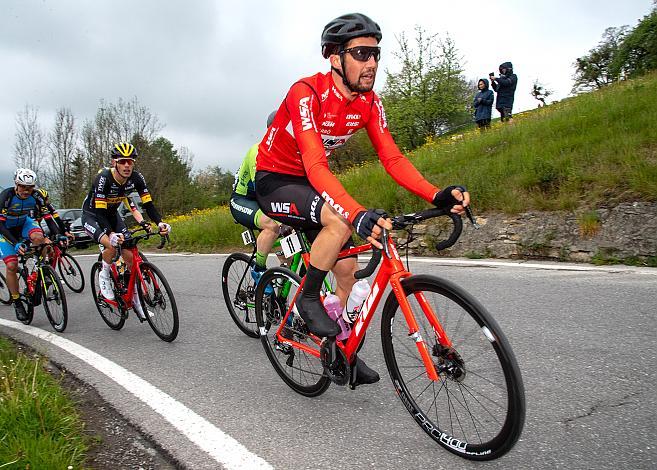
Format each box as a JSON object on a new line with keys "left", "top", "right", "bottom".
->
{"left": 90, "top": 227, "right": 179, "bottom": 342}
{"left": 254, "top": 207, "right": 525, "bottom": 460}
{"left": 49, "top": 239, "right": 85, "bottom": 293}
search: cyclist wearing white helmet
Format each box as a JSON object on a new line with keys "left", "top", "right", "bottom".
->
{"left": 0, "top": 168, "right": 64, "bottom": 321}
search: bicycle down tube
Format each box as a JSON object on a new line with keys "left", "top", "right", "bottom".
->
{"left": 276, "top": 235, "right": 451, "bottom": 382}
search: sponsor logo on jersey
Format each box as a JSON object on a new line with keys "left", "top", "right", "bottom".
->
{"left": 375, "top": 99, "right": 388, "bottom": 131}
{"left": 320, "top": 191, "right": 349, "bottom": 219}
{"left": 345, "top": 114, "right": 361, "bottom": 120}
{"left": 321, "top": 88, "right": 330, "bottom": 102}
{"left": 265, "top": 126, "right": 277, "bottom": 150}
{"left": 331, "top": 86, "right": 343, "bottom": 101}
{"left": 321, "top": 120, "right": 335, "bottom": 127}
{"left": 98, "top": 175, "right": 106, "bottom": 191}
{"left": 299, "top": 97, "right": 313, "bottom": 131}
{"left": 320, "top": 134, "right": 354, "bottom": 150}
{"left": 270, "top": 201, "right": 300, "bottom": 216}
{"left": 345, "top": 121, "right": 359, "bottom": 127}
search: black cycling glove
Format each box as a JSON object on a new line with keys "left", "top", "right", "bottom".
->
{"left": 352, "top": 209, "right": 388, "bottom": 240}
{"left": 432, "top": 185, "right": 467, "bottom": 210}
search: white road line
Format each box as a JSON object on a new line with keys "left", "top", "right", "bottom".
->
{"left": 0, "top": 319, "right": 273, "bottom": 470}
{"left": 74, "top": 251, "right": 657, "bottom": 274}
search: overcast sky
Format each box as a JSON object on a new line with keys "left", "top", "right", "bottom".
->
{"left": 0, "top": 0, "right": 652, "bottom": 189}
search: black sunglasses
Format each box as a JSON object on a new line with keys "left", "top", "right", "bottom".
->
{"left": 341, "top": 46, "right": 381, "bottom": 63}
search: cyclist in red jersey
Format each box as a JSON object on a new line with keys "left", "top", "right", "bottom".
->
{"left": 256, "top": 13, "right": 469, "bottom": 386}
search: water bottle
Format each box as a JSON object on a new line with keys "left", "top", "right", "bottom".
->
{"left": 343, "top": 279, "right": 370, "bottom": 324}
{"left": 323, "top": 293, "right": 351, "bottom": 341}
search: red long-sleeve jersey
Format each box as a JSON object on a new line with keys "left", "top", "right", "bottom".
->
{"left": 256, "top": 71, "right": 438, "bottom": 223}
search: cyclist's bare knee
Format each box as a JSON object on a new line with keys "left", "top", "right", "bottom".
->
{"left": 5, "top": 260, "right": 18, "bottom": 273}
{"left": 320, "top": 204, "right": 352, "bottom": 240}
{"left": 259, "top": 214, "right": 279, "bottom": 233}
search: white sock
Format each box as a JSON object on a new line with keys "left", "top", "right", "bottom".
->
{"left": 101, "top": 260, "right": 111, "bottom": 273}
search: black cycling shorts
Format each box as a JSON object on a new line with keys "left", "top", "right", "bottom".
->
{"left": 256, "top": 171, "right": 356, "bottom": 254}
{"left": 255, "top": 171, "right": 325, "bottom": 229}
{"left": 229, "top": 193, "right": 264, "bottom": 230}
{"left": 82, "top": 212, "right": 128, "bottom": 243}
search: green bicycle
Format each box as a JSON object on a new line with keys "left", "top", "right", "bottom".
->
{"left": 221, "top": 228, "right": 333, "bottom": 338}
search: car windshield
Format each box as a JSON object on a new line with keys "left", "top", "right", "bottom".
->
{"left": 58, "top": 209, "right": 82, "bottom": 221}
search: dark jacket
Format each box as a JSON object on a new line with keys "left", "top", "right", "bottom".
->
{"left": 473, "top": 79, "right": 494, "bottom": 121}
{"left": 491, "top": 61, "right": 518, "bottom": 109}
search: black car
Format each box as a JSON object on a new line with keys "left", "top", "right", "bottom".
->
{"left": 40, "top": 208, "right": 93, "bottom": 249}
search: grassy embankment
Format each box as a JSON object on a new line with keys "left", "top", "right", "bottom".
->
{"left": 0, "top": 336, "right": 89, "bottom": 468}
{"left": 147, "top": 72, "right": 657, "bottom": 258}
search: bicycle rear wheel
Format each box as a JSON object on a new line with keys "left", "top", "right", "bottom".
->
{"left": 57, "top": 253, "right": 85, "bottom": 293}
{"left": 40, "top": 265, "right": 68, "bottom": 332}
{"left": 221, "top": 252, "right": 259, "bottom": 338}
{"left": 0, "top": 272, "right": 11, "bottom": 305}
{"left": 90, "top": 262, "right": 125, "bottom": 330}
{"left": 138, "top": 262, "right": 179, "bottom": 342}
{"left": 381, "top": 275, "right": 525, "bottom": 460}
{"left": 255, "top": 267, "right": 330, "bottom": 397}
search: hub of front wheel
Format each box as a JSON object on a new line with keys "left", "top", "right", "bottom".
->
{"left": 432, "top": 343, "right": 466, "bottom": 382}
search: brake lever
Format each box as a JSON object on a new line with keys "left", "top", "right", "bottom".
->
{"left": 381, "top": 228, "right": 391, "bottom": 258}
{"left": 157, "top": 234, "right": 169, "bottom": 249}
{"left": 464, "top": 206, "right": 480, "bottom": 229}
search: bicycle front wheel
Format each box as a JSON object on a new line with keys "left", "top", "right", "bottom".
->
{"left": 17, "top": 269, "right": 34, "bottom": 324}
{"left": 0, "top": 271, "right": 11, "bottom": 305}
{"left": 57, "top": 253, "right": 85, "bottom": 293}
{"left": 221, "top": 253, "right": 259, "bottom": 338}
{"left": 381, "top": 274, "right": 525, "bottom": 460}
{"left": 138, "top": 262, "right": 179, "bottom": 342}
{"left": 40, "top": 265, "right": 68, "bottom": 332}
{"left": 255, "top": 267, "right": 330, "bottom": 397}
{"left": 90, "top": 262, "right": 125, "bottom": 330}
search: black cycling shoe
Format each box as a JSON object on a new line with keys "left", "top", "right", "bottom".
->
{"left": 296, "top": 296, "right": 341, "bottom": 338}
{"left": 351, "top": 356, "right": 380, "bottom": 386}
{"left": 14, "top": 301, "right": 28, "bottom": 322}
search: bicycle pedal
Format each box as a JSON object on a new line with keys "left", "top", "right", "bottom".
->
{"left": 275, "top": 342, "right": 294, "bottom": 356}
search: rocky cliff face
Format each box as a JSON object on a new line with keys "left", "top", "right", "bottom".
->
{"left": 394, "top": 202, "right": 657, "bottom": 264}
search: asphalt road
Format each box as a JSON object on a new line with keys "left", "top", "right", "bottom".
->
{"left": 1, "top": 254, "right": 656, "bottom": 469}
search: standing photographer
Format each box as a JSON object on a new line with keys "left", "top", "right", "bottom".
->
{"left": 490, "top": 62, "right": 518, "bottom": 123}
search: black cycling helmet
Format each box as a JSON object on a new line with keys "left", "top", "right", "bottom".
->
{"left": 110, "top": 142, "right": 138, "bottom": 159}
{"left": 267, "top": 110, "right": 277, "bottom": 128}
{"left": 321, "top": 13, "right": 382, "bottom": 58}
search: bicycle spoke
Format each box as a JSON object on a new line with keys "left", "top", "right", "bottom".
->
{"left": 255, "top": 267, "right": 330, "bottom": 397}
{"left": 381, "top": 275, "right": 524, "bottom": 460}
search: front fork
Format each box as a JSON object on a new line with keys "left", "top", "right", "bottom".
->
{"left": 391, "top": 276, "right": 452, "bottom": 382}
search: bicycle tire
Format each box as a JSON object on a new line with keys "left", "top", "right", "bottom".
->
{"left": 221, "top": 253, "right": 259, "bottom": 338}
{"left": 17, "top": 269, "right": 34, "bottom": 325}
{"left": 90, "top": 262, "right": 125, "bottom": 330}
{"left": 138, "top": 262, "right": 179, "bottom": 342}
{"left": 0, "top": 272, "right": 11, "bottom": 305}
{"left": 40, "top": 265, "right": 68, "bottom": 332}
{"left": 380, "top": 274, "right": 525, "bottom": 460}
{"left": 255, "top": 267, "right": 331, "bottom": 397}
{"left": 57, "top": 253, "right": 85, "bottom": 293}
